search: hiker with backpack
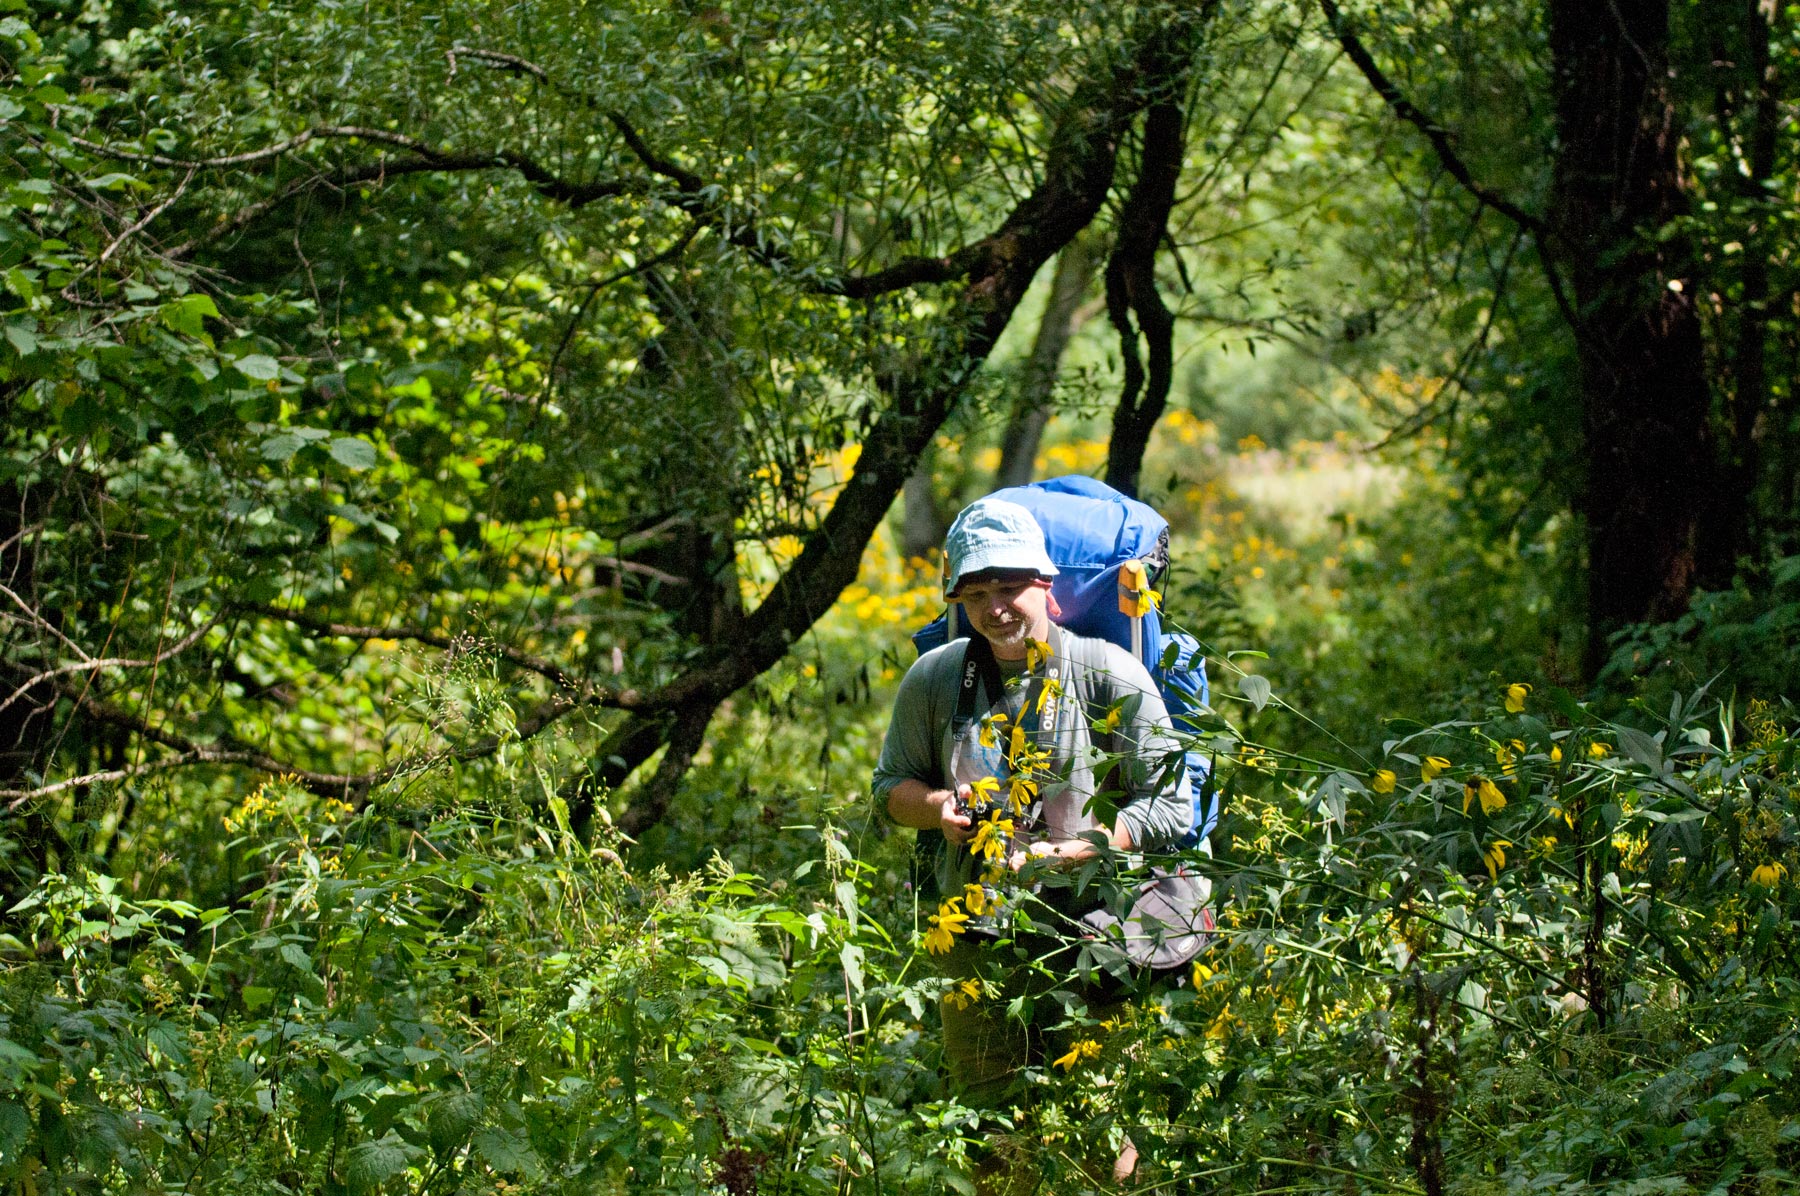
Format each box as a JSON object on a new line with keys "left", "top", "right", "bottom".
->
{"left": 873, "top": 482, "right": 1215, "bottom": 1178}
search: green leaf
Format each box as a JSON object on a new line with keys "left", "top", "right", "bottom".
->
{"left": 232, "top": 354, "right": 282, "bottom": 381}
{"left": 160, "top": 294, "right": 219, "bottom": 337}
{"left": 428, "top": 1091, "right": 484, "bottom": 1154}
{"left": 1615, "top": 726, "right": 1662, "bottom": 772}
{"left": 3, "top": 323, "right": 35, "bottom": 357}
{"left": 1238, "top": 674, "right": 1272, "bottom": 711}
{"left": 85, "top": 172, "right": 148, "bottom": 192}
{"left": 0, "top": 1100, "right": 28, "bottom": 1162}
{"left": 840, "top": 942, "right": 865, "bottom": 995}
{"left": 473, "top": 1128, "right": 542, "bottom": 1177}
{"left": 279, "top": 941, "right": 314, "bottom": 975}
{"left": 328, "top": 436, "right": 377, "bottom": 471}
{"left": 346, "top": 1135, "right": 412, "bottom": 1193}
{"left": 260, "top": 433, "right": 304, "bottom": 462}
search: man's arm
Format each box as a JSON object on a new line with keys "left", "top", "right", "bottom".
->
{"left": 873, "top": 643, "right": 973, "bottom": 840}
{"left": 886, "top": 779, "right": 975, "bottom": 843}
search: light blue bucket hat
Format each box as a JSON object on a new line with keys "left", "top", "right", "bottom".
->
{"left": 942, "top": 496, "right": 1060, "bottom": 599}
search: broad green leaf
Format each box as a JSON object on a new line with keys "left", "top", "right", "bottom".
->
{"left": 1238, "top": 674, "right": 1272, "bottom": 711}
{"left": 428, "top": 1091, "right": 484, "bottom": 1154}
{"left": 159, "top": 294, "right": 218, "bottom": 337}
{"left": 346, "top": 1136, "right": 412, "bottom": 1193}
{"left": 328, "top": 436, "right": 378, "bottom": 471}
{"left": 232, "top": 354, "right": 282, "bottom": 381}
{"left": 840, "top": 942, "right": 865, "bottom": 995}
{"left": 260, "top": 433, "right": 304, "bottom": 462}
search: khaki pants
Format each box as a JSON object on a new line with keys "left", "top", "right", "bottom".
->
{"left": 936, "top": 935, "right": 1119, "bottom": 1108}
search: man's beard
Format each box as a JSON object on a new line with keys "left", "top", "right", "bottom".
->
{"left": 978, "top": 617, "right": 1029, "bottom": 651}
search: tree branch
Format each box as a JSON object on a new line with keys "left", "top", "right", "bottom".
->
{"left": 0, "top": 614, "right": 222, "bottom": 718}
{"left": 239, "top": 604, "right": 581, "bottom": 691}
{"left": 1318, "top": 0, "right": 1548, "bottom": 237}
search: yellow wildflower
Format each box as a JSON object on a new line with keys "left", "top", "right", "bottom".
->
{"left": 1463, "top": 777, "right": 1506, "bottom": 816}
{"left": 1025, "top": 639, "right": 1051, "bottom": 671}
{"left": 1589, "top": 742, "right": 1610, "bottom": 759}
{"left": 1371, "top": 769, "right": 1397, "bottom": 794}
{"left": 1504, "top": 682, "right": 1532, "bottom": 713}
{"left": 1529, "top": 834, "right": 1558, "bottom": 860}
{"left": 1009, "top": 722, "right": 1029, "bottom": 761}
{"left": 969, "top": 817, "right": 1014, "bottom": 862}
{"left": 1750, "top": 862, "right": 1788, "bottom": 888}
{"left": 1092, "top": 704, "right": 1124, "bottom": 735}
{"left": 978, "top": 713, "right": 1008, "bottom": 750}
{"left": 1034, "top": 675, "right": 1064, "bottom": 715}
{"left": 1007, "top": 772, "right": 1038, "bottom": 815}
{"left": 1550, "top": 744, "right": 1563, "bottom": 763}
{"left": 1052, "top": 1038, "right": 1103, "bottom": 1072}
{"left": 1191, "top": 960, "right": 1215, "bottom": 987}
{"left": 944, "top": 978, "right": 984, "bottom": 1010}
{"left": 1204, "top": 1004, "right": 1234, "bottom": 1040}
{"left": 1421, "top": 756, "right": 1451, "bottom": 782}
{"left": 967, "top": 776, "right": 999, "bottom": 808}
{"left": 963, "top": 884, "right": 989, "bottom": 916}
{"left": 924, "top": 898, "right": 968, "bottom": 954}
{"left": 1482, "top": 839, "right": 1513, "bottom": 882}
{"left": 1143, "top": 587, "right": 1162, "bottom": 612}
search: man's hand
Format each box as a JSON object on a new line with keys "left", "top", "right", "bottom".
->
{"left": 940, "top": 784, "right": 974, "bottom": 844}
{"left": 887, "top": 779, "right": 974, "bottom": 843}
{"left": 1005, "top": 825, "right": 1134, "bottom": 871}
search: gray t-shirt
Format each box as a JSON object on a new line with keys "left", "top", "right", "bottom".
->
{"left": 873, "top": 630, "right": 1192, "bottom": 892}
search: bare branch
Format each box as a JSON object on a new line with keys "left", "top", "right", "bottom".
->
{"left": 0, "top": 582, "right": 92, "bottom": 662}
{"left": 59, "top": 167, "right": 197, "bottom": 300}
{"left": 0, "top": 614, "right": 222, "bottom": 718}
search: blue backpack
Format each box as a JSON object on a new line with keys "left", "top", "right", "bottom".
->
{"left": 912, "top": 475, "right": 1217, "bottom": 848}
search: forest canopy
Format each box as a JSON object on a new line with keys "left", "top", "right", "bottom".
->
{"left": 2, "top": 0, "right": 1798, "bottom": 1192}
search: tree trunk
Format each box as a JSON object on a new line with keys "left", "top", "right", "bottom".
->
{"left": 1548, "top": 0, "right": 1716, "bottom": 673}
{"left": 1104, "top": 95, "right": 1189, "bottom": 499}
{"left": 1710, "top": 0, "right": 1781, "bottom": 580}
{"left": 901, "top": 461, "right": 947, "bottom": 561}
{"left": 995, "top": 235, "right": 1102, "bottom": 490}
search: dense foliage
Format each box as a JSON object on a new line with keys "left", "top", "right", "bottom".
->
{"left": 4, "top": 0, "right": 1799, "bottom": 1191}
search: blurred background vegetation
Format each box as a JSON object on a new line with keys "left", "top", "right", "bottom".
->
{"left": 1, "top": 0, "right": 1797, "bottom": 1191}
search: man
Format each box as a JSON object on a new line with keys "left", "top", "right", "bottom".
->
{"left": 872, "top": 494, "right": 1193, "bottom": 1126}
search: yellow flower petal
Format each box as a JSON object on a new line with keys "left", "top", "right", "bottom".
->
{"left": 1750, "top": 862, "right": 1788, "bottom": 888}
{"left": 1421, "top": 756, "right": 1451, "bottom": 782}
{"left": 1504, "top": 682, "right": 1532, "bottom": 713}
{"left": 1483, "top": 839, "right": 1512, "bottom": 881}
{"left": 1371, "top": 769, "right": 1397, "bottom": 794}
{"left": 1053, "top": 1038, "right": 1103, "bottom": 1071}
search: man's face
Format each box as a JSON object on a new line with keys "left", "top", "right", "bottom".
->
{"left": 954, "top": 572, "right": 1052, "bottom": 659}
